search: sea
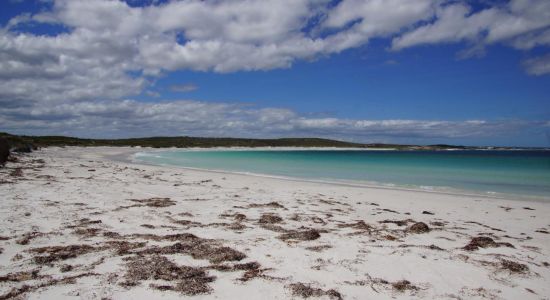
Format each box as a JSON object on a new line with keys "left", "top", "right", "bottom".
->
{"left": 134, "top": 149, "right": 550, "bottom": 200}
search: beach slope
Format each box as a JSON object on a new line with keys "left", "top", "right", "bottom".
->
{"left": 1, "top": 147, "right": 549, "bottom": 299}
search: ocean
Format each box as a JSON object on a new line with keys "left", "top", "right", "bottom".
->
{"left": 134, "top": 149, "right": 550, "bottom": 200}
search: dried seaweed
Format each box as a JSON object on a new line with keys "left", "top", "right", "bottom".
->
{"left": 248, "top": 202, "right": 285, "bottom": 209}
{"left": 288, "top": 283, "right": 342, "bottom": 299}
{"left": 463, "top": 237, "right": 514, "bottom": 251}
{"left": 123, "top": 255, "right": 214, "bottom": 295}
{"left": 500, "top": 259, "right": 528, "bottom": 273}
{"left": 28, "top": 244, "right": 100, "bottom": 264}
{"left": 259, "top": 214, "right": 283, "bottom": 224}
{"left": 279, "top": 229, "right": 321, "bottom": 241}
{"left": 129, "top": 197, "right": 176, "bottom": 207}
{"left": 407, "top": 222, "right": 430, "bottom": 234}
{"left": 392, "top": 280, "right": 418, "bottom": 292}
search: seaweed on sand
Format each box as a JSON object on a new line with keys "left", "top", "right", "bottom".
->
{"left": 278, "top": 229, "right": 321, "bottom": 241}
{"left": 73, "top": 228, "right": 102, "bottom": 238}
{"left": 378, "top": 219, "right": 414, "bottom": 227}
{"left": 9, "top": 168, "right": 23, "bottom": 177}
{"left": 391, "top": 280, "right": 418, "bottom": 292}
{"left": 16, "top": 231, "right": 44, "bottom": 245}
{"left": 131, "top": 233, "right": 200, "bottom": 242}
{"left": 136, "top": 236, "right": 246, "bottom": 264}
{"left": 208, "top": 261, "right": 261, "bottom": 272}
{"left": 288, "top": 282, "right": 342, "bottom": 299}
{"left": 206, "top": 261, "right": 268, "bottom": 282}
{"left": 187, "top": 244, "right": 246, "bottom": 264}
{"left": 104, "top": 241, "right": 147, "bottom": 255}
{"left": 248, "top": 202, "right": 285, "bottom": 209}
{"left": 122, "top": 255, "right": 215, "bottom": 295}
{"left": 500, "top": 259, "right": 529, "bottom": 273}
{"left": 226, "top": 222, "right": 248, "bottom": 230}
{"left": 130, "top": 197, "right": 176, "bottom": 207}
{"left": 407, "top": 222, "right": 430, "bottom": 234}
{"left": 463, "top": 236, "right": 514, "bottom": 251}
{"left": 337, "top": 220, "right": 372, "bottom": 231}
{"left": 259, "top": 213, "right": 283, "bottom": 224}
{"left": 305, "top": 245, "right": 332, "bottom": 252}
{"left": 0, "top": 273, "right": 97, "bottom": 300}
{"left": 0, "top": 270, "right": 46, "bottom": 282}
{"left": 260, "top": 224, "right": 288, "bottom": 232}
{"left": 28, "top": 244, "right": 101, "bottom": 264}
{"left": 234, "top": 213, "right": 247, "bottom": 221}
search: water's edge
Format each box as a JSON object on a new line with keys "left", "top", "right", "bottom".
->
{"left": 130, "top": 149, "right": 550, "bottom": 202}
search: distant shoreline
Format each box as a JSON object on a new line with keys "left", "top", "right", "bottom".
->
{"left": 3, "top": 131, "right": 548, "bottom": 151}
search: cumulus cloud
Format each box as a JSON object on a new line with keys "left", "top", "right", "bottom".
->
{"left": 523, "top": 54, "right": 550, "bottom": 75}
{"left": 391, "top": 0, "right": 550, "bottom": 50}
{"left": 1, "top": 0, "right": 549, "bottom": 108}
{"left": 0, "top": 0, "right": 549, "bottom": 141}
{"left": 1, "top": 97, "right": 544, "bottom": 142}
{"left": 389, "top": 0, "right": 550, "bottom": 74}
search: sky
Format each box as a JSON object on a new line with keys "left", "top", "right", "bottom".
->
{"left": 0, "top": 0, "right": 549, "bottom": 147}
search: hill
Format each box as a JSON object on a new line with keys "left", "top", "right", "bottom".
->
{"left": 2, "top": 132, "right": 522, "bottom": 150}
{"left": 0, "top": 132, "right": 376, "bottom": 149}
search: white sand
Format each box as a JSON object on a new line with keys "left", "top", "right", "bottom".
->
{"left": 1, "top": 147, "right": 549, "bottom": 300}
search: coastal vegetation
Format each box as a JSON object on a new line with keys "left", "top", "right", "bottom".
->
{"left": 0, "top": 132, "right": 522, "bottom": 150}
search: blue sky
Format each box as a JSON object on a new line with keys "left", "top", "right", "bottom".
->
{"left": 1, "top": 0, "right": 549, "bottom": 146}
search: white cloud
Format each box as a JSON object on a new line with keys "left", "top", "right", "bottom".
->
{"left": 322, "top": 0, "right": 436, "bottom": 52}
{"left": 1, "top": 0, "right": 549, "bottom": 109}
{"left": 391, "top": 0, "right": 550, "bottom": 51}
{"left": 0, "top": 97, "right": 544, "bottom": 142}
{"left": 0, "top": 0, "right": 549, "bottom": 141}
{"left": 523, "top": 54, "right": 550, "bottom": 75}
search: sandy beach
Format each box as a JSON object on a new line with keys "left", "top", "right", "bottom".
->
{"left": 1, "top": 146, "right": 549, "bottom": 300}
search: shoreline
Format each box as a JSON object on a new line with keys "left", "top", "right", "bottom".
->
{"left": 127, "top": 147, "right": 550, "bottom": 203}
{"left": 1, "top": 146, "right": 549, "bottom": 299}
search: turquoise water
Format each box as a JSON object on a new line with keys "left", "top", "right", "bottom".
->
{"left": 135, "top": 150, "right": 550, "bottom": 199}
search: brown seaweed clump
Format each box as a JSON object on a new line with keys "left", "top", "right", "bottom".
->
{"left": 258, "top": 214, "right": 283, "bottom": 224}
{"left": 463, "top": 236, "right": 514, "bottom": 251}
{"left": 407, "top": 222, "right": 430, "bottom": 234}
{"left": 123, "top": 255, "right": 215, "bottom": 295}
{"left": 136, "top": 237, "right": 246, "bottom": 264}
{"left": 28, "top": 244, "right": 100, "bottom": 264}
{"left": 500, "top": 259, "right": 529, "bottom": 273}
{"left": 0, "top": 273, "right": 97, "bottom": 300}
{"left": 188, "top": 244, "right": 246, "bottom": 264}
{"left": 16, "top": 232, "right": 44, "bottom": 245}
{"left": 226, "top": 222, "right": 248, "bottom": 231}
{"left": 279, "top": 229, "right": 321, "bottom": 241}
{"left": 10, "top": 168, "right": 23, "bottom": 177}
{"left": 379, "top": 219, "right": 413, "bottom": 227}
{"left": 337, "top": 220, "right": 372, "bottom": 231}
{"left": 305, "top": 245, "right": 332, "bottom": 252}
{"left": 248, "top": 202, "right": 285, "bottom": 209}
{"left": 208, "top": 261, "right": 265, "bottom": 282}
{"left": 130, "top": 197, "right": 176, "bottom": 207}
{"left": 234, "top": 213, "right": 247, "bottom": 221}
{"left": 392, "top": 280, "right": 418, "bottom": 292}
{"left": 0, "top": 270, "right": 45, "bottom": 282}
{"left": 288, "top": 283, "right": 342, "bottom": 299}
